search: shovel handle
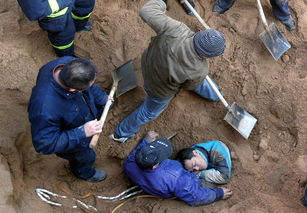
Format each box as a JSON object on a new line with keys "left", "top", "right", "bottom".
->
{"left": 182, "top": 0, "right": 210, "bottom": 29}
{"left": 256, "top": 0, "right": 270, "bottom": 30}
{"left": 89, "top": 84, "right": 117, "bottom": 148}
{"left": 206, "top": 76, "right": 230, "bottom": 109}
{"left": 180, "top": 2, "right": 230, "bottom": 110}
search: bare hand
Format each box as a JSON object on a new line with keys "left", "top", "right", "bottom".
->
{"left": 221, "top": 188, "right": 233, "bottom": 200}
{"left": 145, "top": 131, "right": 159, "bottom": 142}
{"left": 84, "top": 119, "right": 102, "bottom": 137}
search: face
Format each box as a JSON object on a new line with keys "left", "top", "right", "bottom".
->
{"left": 184, "top": 150, "right": 207, "bottom": 172}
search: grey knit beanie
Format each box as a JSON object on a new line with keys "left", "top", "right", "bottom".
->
{"left": 193, "top": 29, "right": 226, "bottom": 57}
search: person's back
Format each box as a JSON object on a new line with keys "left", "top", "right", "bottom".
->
{"left": 125, "top": 154, "right": 187, "bottom": 198}
{"left": 139, "top": 0, "right": 211, "bottom": 99}
{"left": 124, "top": 132, "right": 232, "bottom": 206}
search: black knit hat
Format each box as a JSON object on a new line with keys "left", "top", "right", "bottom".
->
{"left": 193, "top": 29, "right": 226, "bottom": 57}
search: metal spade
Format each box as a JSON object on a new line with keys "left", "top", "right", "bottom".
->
{"left": 257, "top": 0, "right": 291, "bottom": 60}
{"left": 206, "top": 76, "right": 257, "bottom": 139}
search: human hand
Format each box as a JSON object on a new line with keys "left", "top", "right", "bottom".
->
{"left": 221, "top": 188, "right": 233, "bottom": 200}
{"left": 145, "top": 131, "right": 159, "bottom": 142}
{"left": 84, "top": 119, "right": 103, "bottom": 137}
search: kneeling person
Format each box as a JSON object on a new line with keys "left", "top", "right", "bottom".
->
{"left": 177, "top": 141, "right": 232, "bottom": 186}
{"left": 124, "top": 131, "right": 232, "bottom": 206}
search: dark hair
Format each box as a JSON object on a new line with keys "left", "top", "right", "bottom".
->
{"left": 59, "top": 58, "right": 97, "bottom": 90}
{"left": 176, "top": 148, "right": 196, "bottom": 165}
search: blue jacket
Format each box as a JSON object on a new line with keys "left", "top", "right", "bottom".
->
{"left": 17, "top": 0, "right": 73, "bottom": 21}
{"left": 28, "top": 56, "right": 108, "bottom": 154}
{"left": 193, "top": 141, "right": 232, "bottom": 181}
{"left": 124, "top": 139, "right": 224, "bottom": 206}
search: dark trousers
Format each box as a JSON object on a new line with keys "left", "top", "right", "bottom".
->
{"left": 56, "top": 147, "right": 96, "bottom": 179}
{"left": 38, "top": 0, "right": 95, "bottom": 56}
{"left": 303, "top": 187, "right": 307, "bottom": 206}
{"left": 215, "top": 0, "right": 291, "bottom": 21}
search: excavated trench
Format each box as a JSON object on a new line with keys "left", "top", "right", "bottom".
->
{"left": 0, "top": 0, "right": 306, "bottom": 212}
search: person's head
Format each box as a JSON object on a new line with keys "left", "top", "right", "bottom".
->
{"left": 59, "top": 58, "right": 97, "bottom": 92}
{"left": 135, "top": 138, "right": 173, "bottom": 169}
{"left": 176, "top": 148, "right": 207, "bottom": 172}
{"left": 193, "top": 29, "right": 226, "bottom": 58}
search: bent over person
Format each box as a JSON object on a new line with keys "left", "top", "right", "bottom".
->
{"left": 177, "top": 141, "right": 232, "bottom": 187}
{"left": 17, "top": 0, "right": 95, "bottom": 56}
{"left": 110, "top": 0, "right": 226, "bottom": 143}
{"left": 124, "top": 131, "right": 233, "bottom": 206}
{"left": 28, "top": 56, "right": 110, "bottom": 182}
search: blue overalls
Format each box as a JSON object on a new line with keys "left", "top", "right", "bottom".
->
{"left": 17, "top": 0, "right": 95, "bottom": 56}
{"left": 28, "top": 56, "right": 108, "bottom": 179}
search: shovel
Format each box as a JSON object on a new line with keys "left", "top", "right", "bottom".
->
{"left": 89, "top": 60, "right": 137, "bottom": 148}
{"left": 183, "top": 0, "right": 257, "bottom": 139}
{"left": 206, "top": 76, "right": 257, "bottom": 139}
{"left": 256, "top": 0, "right": 291, "bottom": 60}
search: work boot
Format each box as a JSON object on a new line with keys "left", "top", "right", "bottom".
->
{"left": 109, "top": 133, "right": 129, "bottom": 143}
{"left": 76, "top": 21, "right": 94, "bottom": 33}
{"left": 86, "top": 169, "right": 107, "bottom": 182}
{"left": 179, "top": 0, "right": 196, "bottom": 16}
{"left": 281, "top": 17, "right": 295, "bottom": 31}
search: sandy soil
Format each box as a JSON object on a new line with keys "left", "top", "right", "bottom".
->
{"left": 0, "top": 0, "right": 306, "bottom": 212}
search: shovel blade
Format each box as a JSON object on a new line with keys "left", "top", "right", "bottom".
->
{"left": 224, "top": 102, "right": 257, "bottom": 139}
{"left": 259, "top": 23, "right": 291, "bottom": 60}
{"left": 112, "top": 60, "right": 137, "bottom": 97}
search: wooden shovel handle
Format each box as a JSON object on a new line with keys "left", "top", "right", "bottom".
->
{"left": 89, "top": 84, "right": 117, "bottom": 148}
{"left": 181, "top": 1, "right": 230, "bottom": 110}
{"left": 182, "top": 0, "right": 210, "bottom": 29}
{"left": 256, "top": 0, "right": 269, "bottom": 30}
{"left": 206, "top": 76, "right": 230, "bottom": 109}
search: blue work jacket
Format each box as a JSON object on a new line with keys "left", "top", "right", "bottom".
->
{"left": 28, "top": 56, "right": 108, "bottom": 155}
{"left": 124, "top": 139, "right": 224, "bottom": 206}
{"left": 193, "top": 141, "right": 232, "bottom": 180}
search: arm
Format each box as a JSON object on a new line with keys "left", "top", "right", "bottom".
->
{"left": 174, "top": 171, "right": 224, "bottom": 206}
{"left": 139, "top": 0, "right": 182, "bottom": 35}
{"left": 199, "top": 169, "right": 230, "bottom": 184}
{"left": 30, "top": 114, "right": 87, "bottom": 154}
{"left": 88, "top": 85, "right": 108, "bottom": 109}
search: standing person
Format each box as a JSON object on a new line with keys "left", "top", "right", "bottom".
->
{"left": 28, "top": 56, "right": 111, "bottom": 182}
{"left": 17, "top": 0, "right": 95, "bottom": 56}
{"left": 124, "top": 131, "right": 233, "bottom": 206}
{"left": 177, "top": 141, "right": 232, "bottom": 187}
{"left": 110, "top": 0, "right": 226, "bottom": 143}
{"left": 212, "top": 0, "right": 295, "bottom": 30}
